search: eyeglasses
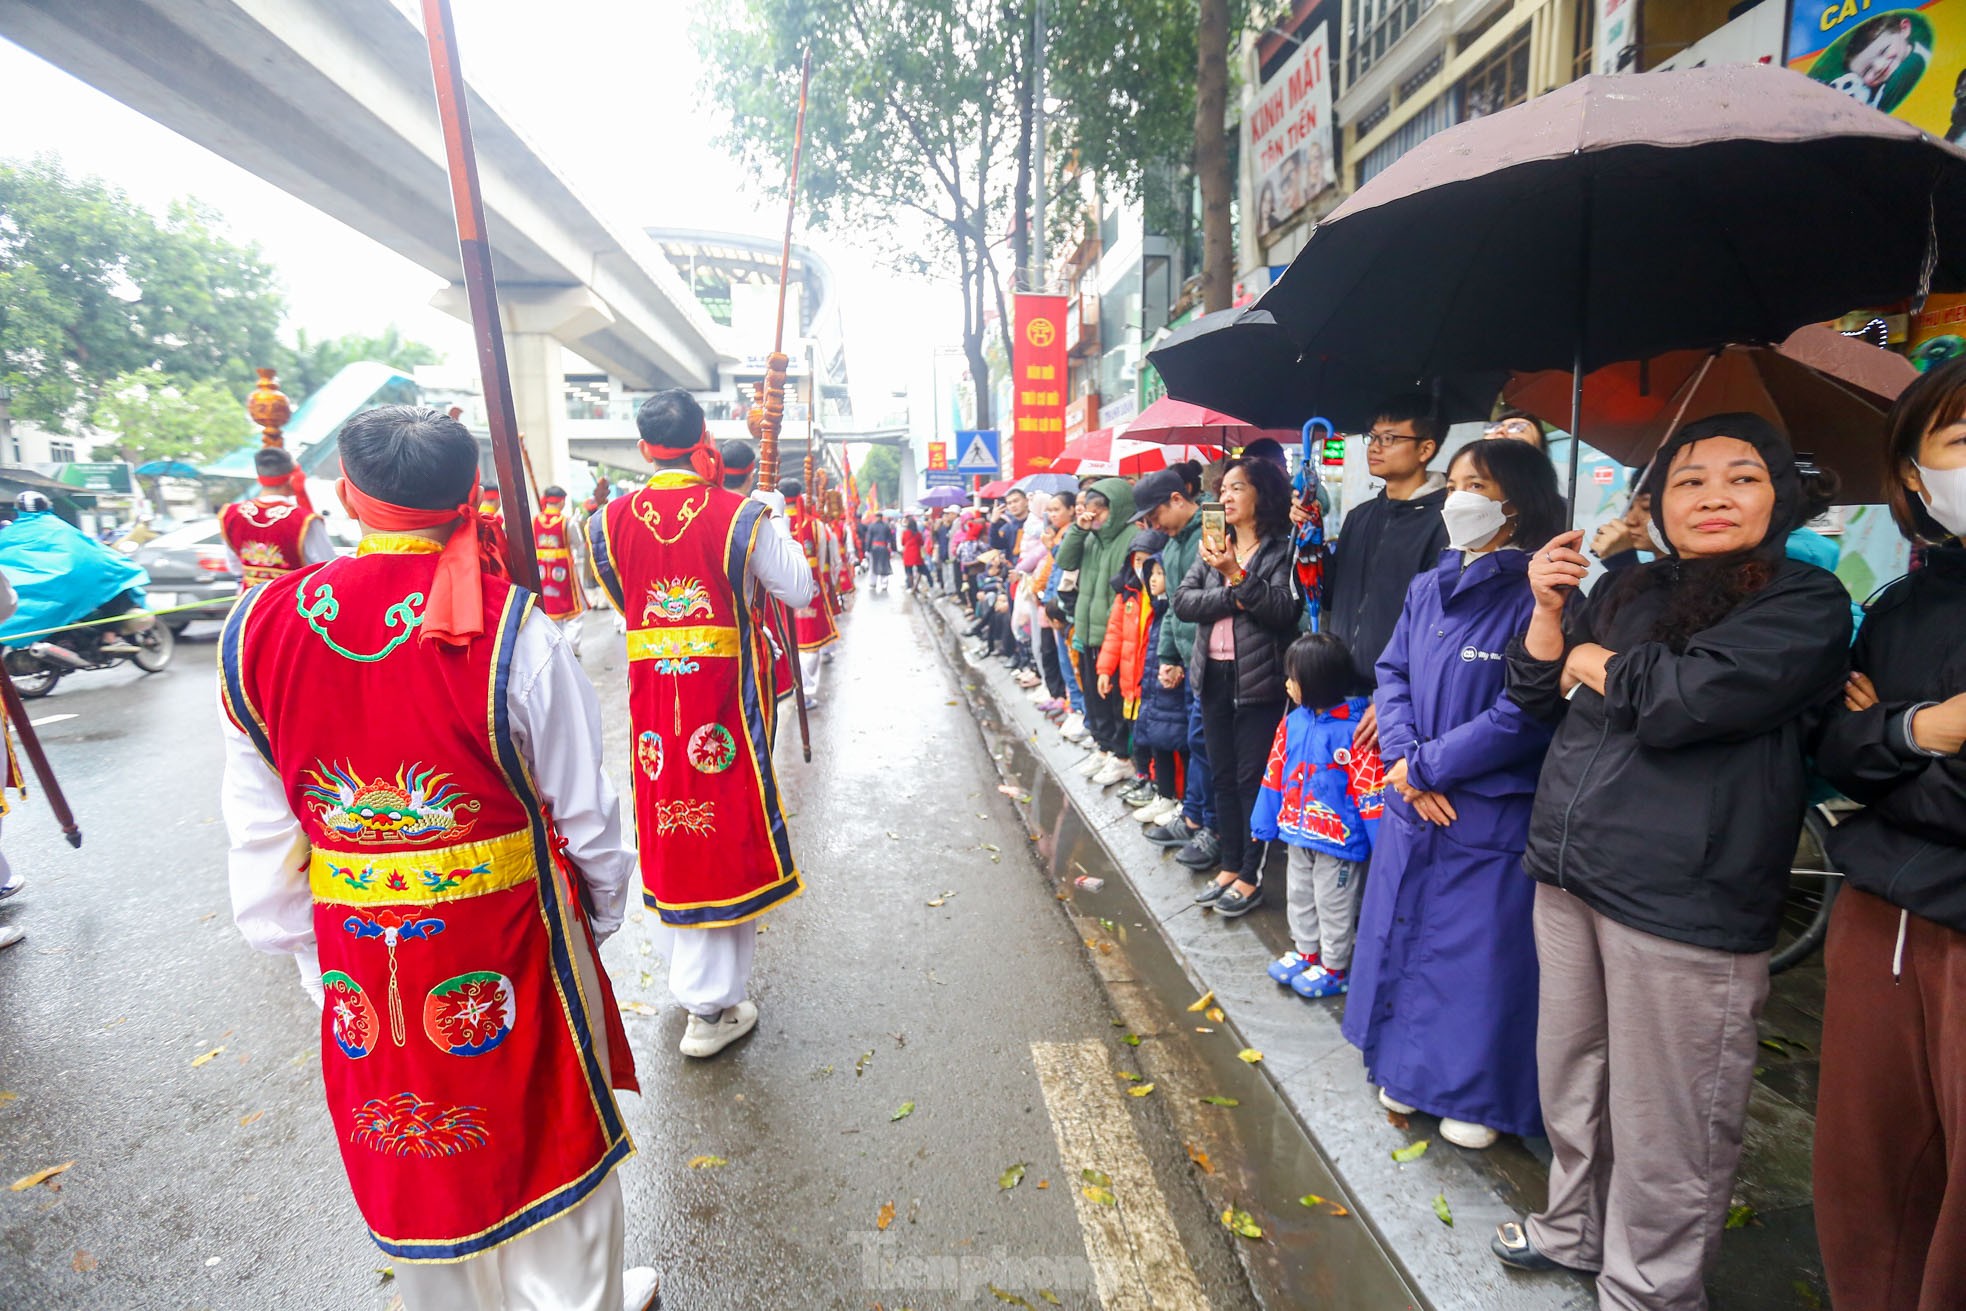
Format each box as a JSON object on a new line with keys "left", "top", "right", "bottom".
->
{"left": 1486, "top": 419, "right": 1538, "bottom": 438}
{"left": 1365, "top": 430, "right": 1418, "bottom": 448}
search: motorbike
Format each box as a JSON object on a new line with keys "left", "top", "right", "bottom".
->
{"left": 1, "top": 605, "right": 175, "bottom": 698}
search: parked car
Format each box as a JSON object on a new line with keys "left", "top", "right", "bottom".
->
{"left": 126, "top": 520, "right": 240, "bottom": 631}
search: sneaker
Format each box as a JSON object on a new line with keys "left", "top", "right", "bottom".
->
{"left": 1214, "top": 884, "right": 1264, "bottom": 917}
{"left": 0, "top": 925, "right": 22, "bottom": 950}
{"left": 1145, "top": 820, "right": 1197, "bottom": 849}
{"left": 1059, "top": 713, "right": 1088, "bottom": 742}
{"left": 1175, "top": 829, "right": 1221, "bottom": 869}
{"left": 1118, "top": 781, "right": 1157, "bottom": 808}
{"left": 1379, "top": 1088, "right": 1418, "bottom": 1116}
{"left": 1267, "top": 951, "right": 1319, "bottom": 986}
{"left": 1074, "top": 750, "right": 1110, "bottom": 778}
{"left": 0, "top": 873, "right": 21, "bottom": 901}
{"left": 679, "top": 1001, "right": 759, "bottom": 1058}
{"left": 1292, "top": 965, "right": 1350, "bottom": 999}
{"left": 1442, "top": 1118, "right": 1500, "bottom": 1150}
{"left": 622, "top": 1266, "right": 661, "bottom": 1310}
{"left": 1147, "top": 797, "right": 1186, "bottom": 827}
{"left": 1093, "top": 756, "right": 1134, "bottom": 786}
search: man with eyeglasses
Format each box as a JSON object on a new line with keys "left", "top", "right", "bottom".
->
{"left": 1485, "top": 409, "right": 1546, "bottom": 448}
{"left": 1321, "top": 395, "right": 1450, "bottom": 752}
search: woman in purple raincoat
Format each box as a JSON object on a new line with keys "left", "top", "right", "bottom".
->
{"left": 1342, "top": 440, "right": 1565, "bottom": 1149}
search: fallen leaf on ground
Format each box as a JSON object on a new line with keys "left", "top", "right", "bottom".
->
{"left": 190, "top": 1046, "right": 225, "bottom": 1068}
{"left": 619, "top": 1001, "right": 659, "bottom": 1016}
{"left": 1035, "top": 1179, "right": 1049, "bottom": 1189}
{"left": 1115, "top": 1070, "right": 1141, "bottom": 1082}
{"left": 1385, "top": 1110, "right": 1411, "bottom": 1130}
{"left": 10, "top": 1161, "right": 73, "bottom": 1191}
{"left": 1199, "top": 1095, "right": 1239, "bottom": 1107}
{"left": 1081, "top": 1186, "right": 1117, "bottom": 1207}
{"left": 998, "top": 785, "right": 1022, "bottom": 796}
{"left": 885, "top": 831, "right": 900, "bottom": 840}
{"left": 71, "top": 1250, "right": 96, "bottom": 1272}
{"left": 1792, "top": 1279, "right": 1825, "bottom": 1310}
{"left": 1221, "top": 1208, "right": 1264, "bottom": 1240}
{"left": 981, "top": 843, "right": 1001, "bottom": 853}
{"left": 0, "top": 1091, "right": 17, "bottom": 1105}
{"left": 1038, "top": 1292, "right": 1062, "bottom": 1306}
{"left": 987, "top": 1286, "right": 1033, "bottom": 1307}
{"left": 1391, "top": 1140, "right": 1430, "bottom": 1163}
{"left": 1194, "top": 1026, "right": 1215, "bottom": 1033}
{"left": 876, "top": 1201, "right": 896, "bottom": 1231}
{"left": 1127, "top": 1083, "right": 1155, "bottom": 1098}
{"left": 1186, "top": 1143, "right": 1215, "bottom": 1174}
{"left": 374, "top": 1265, "right": 394, "bottom": 1281}
{"left": 1080, "top": 1167, "right": 1112, "bottom": 1187}
{"left": 1121, "top": 1034, "right": 1141, "bottom": 1047}
{"left": 1725, "top": 1203, "right": 1756, "bottom": 1230}
{"left": 1433, "top": 1193, "right": 1454, "bottom": 1227}
{"left": 238, "top": 1111, "right": 265, "bottom": 1127}
{"left": 1758, "top": 1038, "right": 1789, "bottom": 1055}
{"left": 999, "top": 1163, "right": 1027, "bottom": 1190}
{"left": 891, "top": 1102, "right": 916, "bottom": 1122}
{"left": 926, "top": 899, "right": 946, "bottom": 907}
{"left": 856, "top": 1051, "right": 875, "bottom": 1076}
{"left": 1186, "top": 990, "right": 1216, "bottom": 1013}
{"left": 1205, "top": 1006, "right": 1226, "bottom": 1024}
{"left": 686, "top": 1155, "right": 727, "bottom": 1169}
{"left": 1297, "top": 1193, "right": 1350, "bottom": 1216}
{"left": 1236, "top": 1048, "right": 1263, "bottom": 1064}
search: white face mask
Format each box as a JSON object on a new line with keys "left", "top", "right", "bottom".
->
{"left": 1441, "top": 489, "right": 1510, "bottom": 552}
{"left": 1916, "top": 462, "right": 1966, "bottom": 536}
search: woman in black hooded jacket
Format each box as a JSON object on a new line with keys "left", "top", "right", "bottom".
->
{"left": 1491, "top": 414, "right": 1852, "bottom": 1309}
{"left": 1812, "top": 358, "right": 1966, "bottom": 1311}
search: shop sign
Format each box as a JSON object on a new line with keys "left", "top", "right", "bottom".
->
{"left": 1065, "top": 394, "right": 1101, "bottom": 442}
{"left": 1787, "top": 0, "right": 1966, "bottom": 142}
{"left": 1012, "top": 294, "right": 1069, "bottom": 473}
{"left": 1249, "top": 22, "right": 1337, "bottom": 240}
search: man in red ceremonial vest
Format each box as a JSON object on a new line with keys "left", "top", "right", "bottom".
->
{"left": 219, "top": 446, "right": 334, "bottom": 589}
{"left": 533, "top": 484, "right": 587, "bottom": 649}
{"left": 478, "top": 484, "right": 504, "bottom": 528}
{"left": 219, "top": 407, "right": 657, "bottom": 1311}
{"left": 589, "top": 392, "right": 814, "bottom": 1059}
{"left": 779, "top": 476, "right": 839, "bottom": 708}
{"left": 720, "top": 440, "right": 795, "bottom": 729}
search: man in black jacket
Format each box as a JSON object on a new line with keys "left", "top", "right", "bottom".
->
{"left": 1318, "top": 395, "right": 1449, "bottom": 749}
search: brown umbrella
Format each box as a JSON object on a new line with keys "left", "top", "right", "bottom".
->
{"left": 1503, "top": 326, "right": 1916, "bottom": 503}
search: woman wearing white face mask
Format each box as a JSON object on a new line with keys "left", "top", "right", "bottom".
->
{"left": 1342, "top": 439, "right": 1567, "bottom": 1150}
{"left": 1814, "top": 359, "right": 1966, "bottom": 1311}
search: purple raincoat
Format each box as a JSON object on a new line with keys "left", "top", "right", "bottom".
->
{"left": 1341, "top": 548, "right": 1553, "bottom": 1137}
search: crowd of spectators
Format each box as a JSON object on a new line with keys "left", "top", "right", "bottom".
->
{"left": 919, "top": 368, "right": 1966, "bottom": 1311}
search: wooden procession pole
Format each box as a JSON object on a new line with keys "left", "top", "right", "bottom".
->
{"left": 0, "top": 669, "right": 79, "bottom": 847}
{"left": 419, "top": 0, "right": 538, "bottom": 590}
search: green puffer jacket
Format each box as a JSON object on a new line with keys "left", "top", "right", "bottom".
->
{"left": 1156, "top": 509, "right": 1204, "bottom": 665}
{"left": 1055, "top": 476, "right": 1137, "bottom": 651}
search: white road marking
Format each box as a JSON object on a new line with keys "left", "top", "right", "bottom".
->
{"left": 28, "top": 715, "right": 76, "bottom": 727}
{"left": 1031, "top": 1039, "right": 1214, "bottom": 1311}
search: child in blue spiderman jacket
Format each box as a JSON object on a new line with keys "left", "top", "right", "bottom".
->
{"left": 1252, "top": 632, "right": 1386, "bottom": 999}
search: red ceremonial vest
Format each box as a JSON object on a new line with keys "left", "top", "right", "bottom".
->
{"left": 219, "top": 498, "right": 315, "bottom": 589}
{"left": 532, "top": 510, "right": 585, "bottom": 619}
{"left": 588, "top": 473, "right": 801, "bottom": 926}
{"left": 784, "top": 503, "right": 840, "bottom": 652}
{"left": 219, "top": 540, "right": 634, "bottom": 1261}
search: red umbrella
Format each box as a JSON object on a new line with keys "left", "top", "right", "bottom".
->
{"left": 977, "top": 478, "right": 1016, "bottom": 498}
{"left": 1122, "top": 397, "right": 1298, "bottom": 447}
{"left": 1051, "top": 429, "right": 1222, "bottom": 476}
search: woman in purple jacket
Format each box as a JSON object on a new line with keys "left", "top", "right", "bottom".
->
{"left": 1342, "top": 439, "right": 1565, "bottom": 1150}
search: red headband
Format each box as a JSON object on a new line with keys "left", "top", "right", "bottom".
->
{"left": 338, "top": 475, "right": 508, "bottom": 647}
{"left": 258, "top": 469, "right": 315, "bottom": 513}
{"left": 640, "top": 427, "right": 725, "bottom": 486}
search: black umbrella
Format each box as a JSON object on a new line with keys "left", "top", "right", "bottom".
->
{"left": 1258, "top": 62, "right": 1966, "bottom": 507}
{"left": 1146, "top": 306, "right": 1506, "bottom": 432}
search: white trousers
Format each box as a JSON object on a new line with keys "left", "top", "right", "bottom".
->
{"left": 799, "top": 651, "right": 824, "bottom": 697}
{"left": 661, "top": 921, "right": 757, "bottom": 1017}
{"left": 395, "top": 1174, "right": 627, "bottom": 1311}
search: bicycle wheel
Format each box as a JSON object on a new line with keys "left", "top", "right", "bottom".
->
{"left": 1770, "top": 806, "right": 1842, "bottom": 976}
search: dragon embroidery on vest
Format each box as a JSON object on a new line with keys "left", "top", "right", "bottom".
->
{"left": 297, "top": 583, "right": 425, "bottom": 662}
{"left": 641, "top": 578, "right": 713, "bottom": 624}
{"left": 304, "top": 764, "right": 481, "bottom": 845}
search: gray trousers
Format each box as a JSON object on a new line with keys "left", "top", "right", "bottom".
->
{"left": 1525, "top": 884, "right": 1770, "bottom": 1311}
{"left": 1285, "top": 846, "right": 1362, "bottom": 971}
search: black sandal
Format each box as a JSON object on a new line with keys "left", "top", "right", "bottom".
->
{"left": 1491, "top": 1221, "right": 1594, "bottom": 1274}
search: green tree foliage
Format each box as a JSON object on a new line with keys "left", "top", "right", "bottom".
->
{"left": 0, "top": 156, "right": 287, "bottom": 430}
{"left": 857, "top": 443, "right": 902, "bottom": 505}
{"left": 281, "top": 326, "right": 444, "bottom": 402}
{"left": 696, "top": 0, "right": 1030, "bottom": 427}
{"left": 89, "top": 369, "right": 251, "bottom": 466}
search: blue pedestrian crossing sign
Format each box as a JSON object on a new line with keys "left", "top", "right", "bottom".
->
{"left": 953, "top": 429, "right": 1001, "bottom": 475}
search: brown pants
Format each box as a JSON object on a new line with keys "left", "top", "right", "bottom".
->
{"left": 1816, "top": 887, "right": 1966, "bottom": 1311}
{"left": 1525, "top": 884, "right": 1770, "bottom": 1311}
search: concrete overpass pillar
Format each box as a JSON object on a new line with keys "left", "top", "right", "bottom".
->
{"left": 430, "top": 284, "right": 617, "bottom": 495}
{"left": 899, "top": 442, "right": 920, "bottom": 506}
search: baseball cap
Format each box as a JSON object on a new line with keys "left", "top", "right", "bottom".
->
{"left": 1128, "top": 469, "right": 1187, "bottom": 522}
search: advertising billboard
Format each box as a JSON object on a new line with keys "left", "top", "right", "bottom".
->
{"left": 1788, "top": 0, "right": 1966, "bottom": 142}
{"left": 1249, "top": 22, "right": 1337, "bottom": 239}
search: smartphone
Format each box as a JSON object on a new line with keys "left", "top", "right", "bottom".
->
{"left": 1201, "top": 507, "right": 1227, "bottom": 555}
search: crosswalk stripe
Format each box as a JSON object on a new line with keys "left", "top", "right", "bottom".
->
{"left": 1031, "top": 1039, "right": 1214, "bottom": 1311}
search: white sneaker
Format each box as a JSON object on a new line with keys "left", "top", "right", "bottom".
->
{"left": 1441, "top": 1118, "right": 1499, "bottom": 1150}
{"left": 1144, "top": 797, "right": 1184, "bottom": 826}
{"left": 1027, "top": 685, "right": 1050, "bottom": 703}
{"left": 0, "top": 924, "right": 22, "bottom": 950}
{"left": 1059, "top": 713, "right": 1087, "bottom": 741}
{"left": 679, "top": 1000, "right": 758, "bottom": 1058}
{"left": 622, "top": 1266, "right": 660, "bottom": 1310}
{"left": 1129, "top": 790, "right": 1167, "bottom": 816}
{"left": 1379, "top": 1088, "right": 1418, "bottom": 1116}
{"left": 1074, "top": 750, "right": 1109, "bottom": 777}
{"left": 1094, "top": 757, "right": 1134, "bottom": 786}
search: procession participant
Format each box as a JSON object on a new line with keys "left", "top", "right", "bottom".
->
{"left": 532, "top": 485, "right": 587, "bottom": 648}
{"left": 478, "top": 485, "right": 504, "bottom": 528}
{"left": 719, "top": 439, "right": 761, "bottom": 496}
{"left": 591, "top": 391, "right": 815, "bottom": 1057}
{"left": 218, "top": 406, "right": 655, "bottom": 1311}
{"left": 719, "top": 439, "right": 796, "bottom": 729}
{"left": 781, "top": 476, "right": 840, "bottom": 704}
{"left": 219, "top": 446, "right": 335, "bottom": 590}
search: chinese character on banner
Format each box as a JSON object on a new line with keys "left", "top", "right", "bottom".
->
{"left": 1012, "top": 293, "right": 1069, "bottom": 474}
{"left": 927, "top": 442, "right": 948, "bottom": 471}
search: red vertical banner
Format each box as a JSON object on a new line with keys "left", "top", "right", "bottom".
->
{"left": 1012, "top": 294, "right": 1068, "bottom": 475}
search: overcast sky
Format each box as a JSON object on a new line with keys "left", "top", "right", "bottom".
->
{"left": 0, "top": 0, "right": 961, "bottom": 417}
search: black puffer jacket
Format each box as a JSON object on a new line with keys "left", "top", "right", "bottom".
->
{"left": 1324, "top": 479, "right": 1450, "bottom": 686}
{"left": 1508, "top": 415, "right": 1853, "bottom": 953}
{"left": 1172, "top": 534, "right": 1302, "bottom": 706}
{"left": 1816, "top": 545, "right": 1966, "bottom": 932}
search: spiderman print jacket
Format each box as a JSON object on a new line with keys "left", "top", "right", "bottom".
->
{"left": 1250, "top": 697, "right": 1384, "bottom": 863}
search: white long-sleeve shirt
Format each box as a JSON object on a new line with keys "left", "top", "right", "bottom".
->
{"left": 220, "top": 609, "right": 638, "bottom": 1001}
{"left": 742, "top": 490, "right": 817, "bottom": 609}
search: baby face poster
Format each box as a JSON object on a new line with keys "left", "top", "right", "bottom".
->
{"left": 1787, "top": 0, "right": 1965, "bottom": 141}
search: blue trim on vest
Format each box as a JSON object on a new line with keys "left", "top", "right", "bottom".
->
{"left": 372, "top": 1136, "right": 634, "bottom": 1262}
{"left": 588, "top": 508, "right": 625, "bottom": 611}
{"left": 726, "top": 499, "right": 797, "bottom": 882}
{"left": 647, "top": 875, "right": 802, "bottom": 926}
{"left": 219, "top": 582, "right": 276, "bottom": 767}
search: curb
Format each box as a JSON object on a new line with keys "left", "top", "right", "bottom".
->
{"left": 927, "top": 600, "right": 1593, "bottom": 1311}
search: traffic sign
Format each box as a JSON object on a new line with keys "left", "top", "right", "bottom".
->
{"left": 953, "top": 429, "right": 1001, "bottom": 475}
{"left": 923, "top": 468, "right": 966, "bottom": 489}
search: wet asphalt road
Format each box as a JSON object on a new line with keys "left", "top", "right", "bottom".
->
{"left": 0, "top": 590, "right": 1263, "bottom": 1310}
